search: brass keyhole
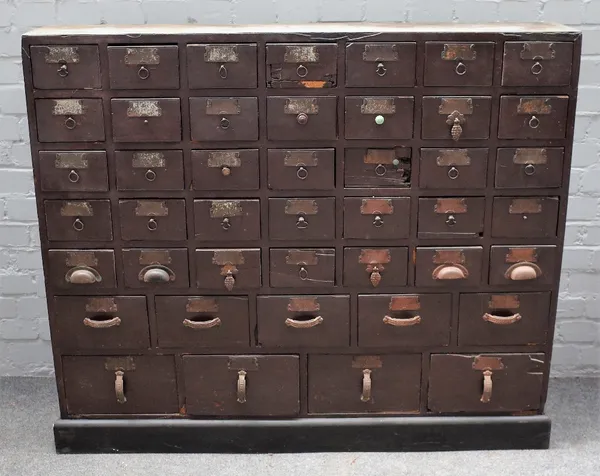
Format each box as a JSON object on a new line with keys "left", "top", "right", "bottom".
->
{"left": 299, "top": 267, "right": 309, "bottom": 280}
{"left": 529, "top": 116, "right": 540, "bottom": 129}
{"left": 376, "top": 62, "right": 387, "bottom": 77}
{"left": 57, "top": 62, "right": 69, "bottom": 78}
{"left": 221, "top": 217, "right": 231, "bottom": 230}
{"left": 221, "top": 166, "right": 231, "bottom": 177}
{"left": 64, "top": 117, "right": 77, "bottom": 130}
{"left": 296, "top": 113, "right": 309, "bottom": 125}
{"left": 531, "top": 61, "right": 543, "bottom": 75}
{"left": 147, "top": 218, "right": 158, "bottom": 231}
{"left": 145, "top": 169, "right": 157, "bottom": 182}
{"left": 373, "top": 215, "right": 384, "bottom": 228}
{"left": 455, "top": 62, "right": 467, "bottom": 75}
{"left": 375, "top": 164, "right": 387, "bottom": 176}
{"left": 137, "top": 66, "right": 150, "bottom": 80}
{"left": 524, "top": 164, "right": 536, "bottom": 176}
{"left": 220, "top": 117, "right": 230, "bottom": 129}
{"left": 446, "top": 214, "right": 457, "bottom": 226}
{"left": 296, "top": 215, "right": 308, "bottom": 229}
{"left": 72, "top": 218, "right": 84, "bottom": 231}
{"left": 296, "top": 64, "right": 308, "bottom": 77}
{"left": 296, "top": 166, "right": 308, "bottom": 180}
{"left": 68, "top": 169, "right": 80, "bottom": 183}
{"left": 219, "top": 64, "right": 228, "bottom": 79}
{"left": 448, "top": 167, "right": 460, "bottom": 180}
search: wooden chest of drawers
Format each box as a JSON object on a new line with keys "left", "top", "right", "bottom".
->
{"left": 22, "top": 23, "right": 581, "bottom": 453}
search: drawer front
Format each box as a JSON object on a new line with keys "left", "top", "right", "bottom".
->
{"left": 195, "top": 248, "right": 261, "bottom": 291}
{"left": 155, "top": 296, "right": 249, "bottom": 348}
{"left": 63, "top": 355, "right": 179, "bottom": 415}
{"left": 489, "top": 245, "right": 557, "bottom": 287}
{"left": 424, "top": 42, "right": 494, "bottom": 86}
{"left": 270, "top": 248, "right": 335, "bottom": 288}
{"left": 498, "top": 96, "right": 569, "bottom": 139}
{"left": 122, "top": 248, "right": 189, "bottom": 289}
{"left": 39, "top": 151, "right": 108, "bottom": 192}
{"left": 345, "top": 96, "right": 414, "bottom": 140}
{"left": 116, "top": 150, "right": 184, "bottom": 191}
{"left": 268, "top": 198, "right": 335, "bottom": 241}
{"left": 183, "top": 355, "right": 300, "bottom": 416}
{"left": 428, "top": 353, "right": 545, "bottom": 413}
{"left": 422, "top": 96, "right": 491, "bottom": 140}
{"left": 108, "top": 45, "right": 179, "bottom": 89}
{"left": 111, "top": 98, "right": 181, "bottom": 143}
{"left": 458, "top": 292, "right": 551, "bottom": 346}
{"left": 344, "top": 148, "right": 411, "bottom": 188}
{"left": 344, "top": 197, "right": 410, "bottom": 239}
{"left": 358, "top": 294, "right": 452, "bottom": 347}
{"left": 257, "top": 295, "right": 350, "bottom": 347}
{"left": 194, "top": 199, "right": 261, "bottom": 241}
{"left": 418, "top": 197, "right": 485, "bottom": 238}
{"left": 45, "top": 200, "right": 112, "bottom": 242}
{"left": 267, "top": 43, "right": 337, "bottom": 88}
{"left": 47, "top": 249, "right": 116, "bottom": 290}
{"left": 188, "top": 43, "right": 257, "bottom": 89}
{"left": 190, "top": 97, "right": 258, "bottom": 141}
{"left": 268, "top": 148, "right": 335, "bottom": 190}
{"left": 267, "top": 96, "right": 337, "bottom": 140}
{"left": 346, "top": 42, "right": 416, "bottom": 87}
{"left": 495, "top": 147, "right": 564, "bottom": 189}
{"left": 119, "top": 199, "right": 187, "bottom": 241}
{"left": 343, "top": 247, "right": 408, "bottom": 288}
{"left": 36, "top": 99, "right": 105, "bottom": 143}
{"left": 52, "top": 296, "right": 149, "bottom": 350}
{"left": 192, "top": 149, "right": 259, "bottom": 191}
{"left": 491, "top": 197, "right": 559, "bottom": 238}
{"left": 502, "top": 41, "right": 574, "bottom": 86}
{"left": 415, "top": 246, "right": 483, "bottom": 287}
{"left": 419, "top": 148, "right": 488, "bottom": 190}
{"left": 30, "top": 45, "right": 101, "bottom": 90}
{"left": 308, "top": 354, "right": 421, "bottom": 414}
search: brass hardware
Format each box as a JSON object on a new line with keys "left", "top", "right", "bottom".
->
{"left": 352, "top": 355, "right": 383, "bottom": 369}
{"left": 360, "top": 198, "right": 394, "bottom": 215}
{"left": 286, "top": 297, "right": 320, "bottom": 313}
{"left": 210, "top": 200, "right": 243, "bottom": 218}
{"left": 45, "top": 46, "right": 80, "bottom": 64}
{"left": 105, "top": 357, "right": 136, "bottom": 372}
{"left": 127, "top": 100, "right": 162, "bottom": 117}
{"left": 505, "top": 262, "right": 541, "bottom": 281}
{"left": 361, "top": 369, "right": 372, "bottom": 403}
{"left": 296, "top": 64, "right": 308, "bottom": 77}
{"left": 359, "top": 249, "right": 391, "bottom": 288}
{"left": 224, "top": 269, "right": 236, "bottom": 291}
{"left": 115, "top": 370, "right": 126, "bottom": 404}
{"left": 513, "top": 148, "right": 548, "bottom": 165}
{"left": 375, "top": 164, "right": 387, "bottom": 176}
{"left": 296, "top": 166, "right": 308, "bottom": 180}
{"left": 481, "top": 370, "right": 493, "bottom": 403}
{"left": 132, "top": 151, "right": 165, "bottom": 168}
{"left": 445, "top": 215, "right": 457, "bottom": 226}
{"left": 376, "top": 62, "right": 387, "bottom": 76}
{"left": 147, "top": 218, "right": 158, "bottom": 231}
{"left": 520, "top": 42, "right": 556, "bottom": 61}
{"left": 221, "top": 217, "right": 231, "bottom": 230}
{"left": 489, "top": 294, "right": 520, "bottom": 310}
{"left": 448, "top": 167, "right": 459, "bottom": 179}
{"left": 285, "top": 199, "right": 318, "bottom": 215}
{"left": 135, "top": 200, "right": 168, "bottom": 217}
{"left": 433, "top": 264, "right": 468, "bottom": 280}
{"left": 435, "top": 198, "right": 467, "bottom": 214}
{"left": 285, "top": 316, "right": 323, "bottom": 328}
{"left": 205, "top": 45, "right": 239, "bottom": 63}
{"left": 446, "top": 110, "right": 466, "bottom": 141}
{"left": 524, "top": 164, "right": 536, "bottom": 176}
{"left": 285, "top": 250, "right": 319, "bottom": 266}
{"left": 55, "top": 152, "right": 89, "bottom": 169}
{"left": 531, "top": 61, "right": 543, "bottom": 75}
{"left": 441, "top": 43, "right": 477, "bottom": 61}
{"left": 296, "top": 113, "right": 309, "bottom": 125}
{"left": 137, "top": 66, "right": 150, "bottom": 80}
{"left": 299, "top": 267, "right": 309, "bottom": 280}
{"left": 220, "top": 117, "right": 230, "bottom": 129}
{"left": 183, "top": 317, "right": 222, "bottom": 329}
{"left": 221, "top": 166, "right": 231, "bottom": 176}
{"left": 206, "top": 98, "right": 241, "bottom": 115}
{"left": 383, "top": 315, "right": 422, "bottom": 327}
{"left": 237, "top": 370, "right": 247, "bottom": 404}
{"left": 482, "top": 312, "right": 522, "bottom": 325}
{"left": 145, "top": 169, "right": 157, "bottom": 182}
{"left": 61, "top": 201, "right": 94, "bottom": 217}
{"left": 296, "top": 215, "right": 308, "bottom": 229}
{"left": 517, "top": 98, "right": 552, "bottom": 115}
{"left": 207, "top": 150, "right": 242, "bottom": 168}
{"left": 529, "top": 116, "right": 540, "bottom": 129}
{"left": 455, "top": 62, "right": 467, "bottom": 75}
{"left": 83, "top": 316, "right": 121, "bottom": 329}
{"left": 369, "top": 267, "right": 382, "bottom": 287}
{"left": 53, "top": 99, "right": 84, "bottom": 116}
{"left": 141, "top": 266, "right": 172, "bottom": 283}
{"left": 66, "top": 266, "right": 101, "bottom": 284}
{"left": 186, "top": 297, "right": 219, "bottom": 314}
{"left": 72, "top": 218, "right": 84, "bottom": 231}
{"left": 64, "top": 117, "right": 77, "bottom": 130}
{"left": 284, "top": 98, "right": 319, "bottom": 115}
{"left": 505, "top": 247, "right": 538, "bottom": 263}
{"left": 284, "top": 150, "right": 319, "bottom": 167}
{"left": 57, "top": 63, "right": 69, "bottom": 77}
{"left": 373, "top": 215, "right": 384, "bottom": 227}
{"left": 361, "top": 97, "right": 396, "bottom": 115}
{"left": 436, "top": 149, "right": 471, "bottom": 166}
{"left": 124, "top": 47, "right": 160, "bottom": 65}
{"left": 363, "top": 44, "right": 399, "bottom": 62}
{"left": 138, "top": 249, "right": 172, "bottom": 265}
{"left": 218, "top": 64, "right": 228, "bottom": 79}
{"left": 389, "top": 295, "right": 421, "bottom": 311}
{"left": 85, "top": 297, "right": 118, "bottom": 313}
{"left": 509, "top": 198, "right": 542, "bottom": 214}
{"left": 433, "top": 249, "right": 465, "bottom": 264}
{"left": 284, "top": 45, "right": 319, "bottom": 63}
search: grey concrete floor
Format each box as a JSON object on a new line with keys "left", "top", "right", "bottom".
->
{"left": 0, "top": 377, "right": 598, "bottom": 476}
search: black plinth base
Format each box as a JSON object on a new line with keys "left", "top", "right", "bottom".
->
{"left": 54, "top": 415, "right": 551, "bottom": 453}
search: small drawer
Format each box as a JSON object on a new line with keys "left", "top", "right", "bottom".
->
{"left": 495, "top": 148, "right": 564, "bottom": 189}
{"left": 424, "top": 42, "right": 495, "bottom": 86}
{"left": 108, "top": 45, "right": 179, "bottom": 89}
{"left": 183, "top": 355, "right": 299, "bottom": 416}
{"left": 415, "top": 246, "right": 483, "bottom": 287}
{"left": 419, "top": 148, "right": 488, "bottom": 190}
{"left": 35, "top": 99, "right": 105, "bottom": 143}
{"left": 270, "top": 248, "right": 335, "bottom": 288}
{"left": 122, "top": 248, "right": 189, "bottom": 289}
{"left": 52, "top": 296, "right": 149, "bottom": 350}
{"left": 343, "top": 197, "right": 410, "bottom": 240}
{"left": 63, "top": 356, "right": 179, "bottom": 415}
{"left": 39, "top": 151, "right": 108, "bottom": 192}
{"left": 308, "top": 354, "right": 421, "bottom": 414}
{"left": 111, "top": 98, "right": 181, "bottom": 143}
{"left": 422, "top": 96, "right": 491, "bottom": 140}
{"left": 192, "top": 149, "right": 259, "bottom": 191}
{"left": 346, "top": 42, "right": 416, "bottom": 87}
{"left": 268, "top": 148, "right": 334, "bottom": 190}
{"left": 190, "top": 97, "right": 258, "bottom": 141}
{"left": 268, "top": 198, "right": 335, "bottom": 241}
{"left": 116, "top": 150, "right": 184, "bottom": 191}
{"left": 502, "top": 41, "right": 574, "bottom": 86}
{"left": 358, "top": 294, "right": 452, "bottom": 347}
{"left": 47, "top": 249, "right": 116, "bottom": 290}
{"left": 119, "top": 199, "right": 187, "bottom": 241}
{"left": 344, "top": 147, "right": 411, "bottom": 188}
{"left": 155, "top": 296, "right": 249, "bottom": 348}
{"left": 257, "top": 295, "right": 350, "bottom": 347}
{"left": 345, "top": 96, "right": 414, "bottom": 140}
{"left": 188, "top": 43, "right": 257, "bottom": 89}
{"left": 458, "top": 292, "right": 551, "bottom": 346}
{"left": 418, "top": 197, "right": 485, "bottom": 239}
{"left": 343, "top": 247, "right": 408, "bottom": 288}
{"left": 428, "top": 353, "right": 545, "bottom": 413}
{"left": 266, "top": 43, "right": 337, "bottom": 88}
{"left": 491, "top": 197, "right": 559, "bottom": 238}
{"left": 30, "top": 45, "right": 101, "bottom": 90}
{"left": 194, "top": 199, "right": 260, "bottom": 241}
{"left": 267, "top": 96, "right": 337, "bottom": 140}
{"left": 45, "top": 200, "right": 112, "bottom": 242}
{"left": 489, "top": 245, "right": 557, "bottom": 287}
{"left": 195, "top": 248, "right": 261, "bottom": 291}
{"left": 498, "top": 96, "right": 569, "bottom": 139}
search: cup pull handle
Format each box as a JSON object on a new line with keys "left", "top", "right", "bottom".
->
{"left": 361, "top": 369, "right": 372, "bottom": 403}
{"left": 237, "top": 370, "right": 247, "bottom": 404}
{"left": 183, "top": 317, "right": 221, "bottom": 329}
{"left": 115, "top": 370, "right": 126, "bottom": 404}
{"left": 66, "top": 266, "right": 101, "bottom": 284}
{"left": 141, "top": 266, "right": 172, "bottom": 283}
{"left": 433, "top": 264, "right": 468, "bottom": 280}
{"left": 506, "top": 262, "right": 541, "bottom": 281}
{"left": 83, "top": 316, "right": 121, "bottom": 328}
{"left": 383, "top": 315, "right": 422, "bottom": 327}
{"left": 482, "top": 312, "right": 522, "bottom": 325}
{"left": 481, "top": 369, "right": 493, "bottom": 404}
{"left": 285, "top": 316, "right": 323, "bottom": 329}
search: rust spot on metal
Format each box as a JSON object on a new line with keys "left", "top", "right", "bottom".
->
{"left": 517, "top": 98, "right": 552, "bottom": 115}
{"left": 287, "top": 297, "right": 320, "bottom": 312}
{"left": 441, "top": 43, "right": 476, "bottom": 61}
{"left": 210, "top": 200, "right": 243, "bottom": 218}
{"left": 284, "top": 45, "right": 319, "bottom": 63}
{"left": 434, "top": 198, "right": 467, "bottom": 214}
{"left": 299, "top": 80, "right": 327, "bottom": 88}
{"left": 127, "top": 100, "right": 162, "bottom": 117}
{"left": 124, "top": 47, "right": 160, "bottom": 65}
{"left": 433, "top": 249, "right": 465, "bottom": 264}
{"left": 509, "top": 198, "right": 542, "bottom": 214}
{"left": 204, "top": 45, "right": 239, "bottom": 63}
{"left": 45, "top": 46, "right": 80, "bottom": 64}
{"left": 359, "top": 249, "right": 391, "bottom": 265}
{"left": 489, "top": 295, "right": 520, "bottom": 309}
{"left": 364, "top": 149, "right": 396, "bottom": 165}
{"left": 284, "top": 98, "right": 319, "bottom": 115}
{"left": 360, "top": 199, "right": 394, "bottom": 215}
{"left": 389, "top": 295, "right": 421, "bottom": 311}
{"left": 186, "top": 297, "right": 219, "bottom": 313}
{"left": 85, "top": 297, "right": 118, "bottom": 313}
{"left": 52, "top": 99, "right": 84, "bottom": 116}
{"left": 472, "top": 355, "right": 504, "bottom": 371}
{"left": 505, "top": 247, "right": 538, "bottom": 263}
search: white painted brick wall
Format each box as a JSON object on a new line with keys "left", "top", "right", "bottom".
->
{"left": 0, "top": 0, "right": 598, "bottom": 377}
